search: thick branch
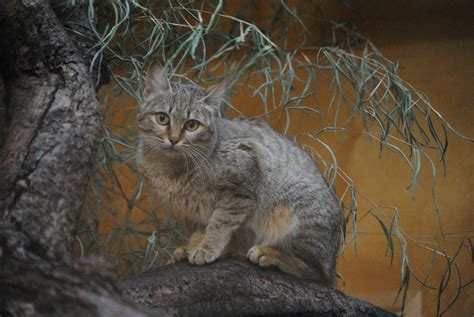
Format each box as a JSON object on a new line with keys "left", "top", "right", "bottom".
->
{"left": 120, "top": 259, "right": 396, "bottom": 316}
{"left": 0, "top": 223, "right": 148, "bottom": 317}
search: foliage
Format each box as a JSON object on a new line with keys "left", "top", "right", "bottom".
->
{"left": 65, "top": 1, "right": 473, "bottom": 315}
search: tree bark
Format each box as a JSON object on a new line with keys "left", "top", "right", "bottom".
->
{"left": 0, "top": 0, "right": 101, "bottom": 260}
{"left": 0, "top": 1, "right": 144, "bottom": 315}
{"left": 121, "top": 259, "right": 395, "bottom": 316}
{"left": 0, "top": 1, "right": 395, "bottom": 316}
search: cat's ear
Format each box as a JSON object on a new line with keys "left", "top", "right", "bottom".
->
{"left": 143, "top": 62, "right": 170, "bottom": 99}
{"left": 204, "top": 63, "right": 239, "bottom": 117}
{"left": 204, "top": 83, "right": 227, "bottom": 117}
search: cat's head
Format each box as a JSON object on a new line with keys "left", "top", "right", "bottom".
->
{"left": 137, "top": 64, "right": 225, "bottom": 159}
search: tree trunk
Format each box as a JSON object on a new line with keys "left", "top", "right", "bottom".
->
{"left": 0, "top": 0, "right": 101, "bottom": 260}
{"left": 0, "top": 1, "right": 145, "bottom": 315}
{"left": 0, "top": 1, "right": 395, "bottom": 316}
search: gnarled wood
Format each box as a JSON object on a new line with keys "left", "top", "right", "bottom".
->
{"left": 121, "top": 259, "right": 396, "bottom": 316}
{"left": 0, "top": 1, "right": 143, "bottom": 316}
{"left": 0, "top": 223, "right": 148, "bottom": 317}
{"left": 0, "top": 0, "right": 101, "bottom": 260}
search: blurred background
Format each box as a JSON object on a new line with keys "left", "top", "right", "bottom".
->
{"left": 73, "top": 1, "right": 473, "bottom": 316}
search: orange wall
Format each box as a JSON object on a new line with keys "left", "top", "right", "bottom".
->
{"left": 343, "top": 6, "right": 473, "bottom": 316}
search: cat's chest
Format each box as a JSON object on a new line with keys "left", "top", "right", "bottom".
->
{"left": 152, "top": 175, "right": 215, "bottom": 226}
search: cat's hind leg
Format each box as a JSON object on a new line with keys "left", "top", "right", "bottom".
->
{"left": 247, "top": 245, "right": 321, "bottom": 281}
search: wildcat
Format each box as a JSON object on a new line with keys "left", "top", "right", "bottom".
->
{"left": 136, "top": 64, "right": 341, "bottom": 286}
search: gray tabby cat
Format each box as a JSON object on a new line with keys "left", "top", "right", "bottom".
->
{"left": 136, "top": 65, "right": 341, "bottom": 286}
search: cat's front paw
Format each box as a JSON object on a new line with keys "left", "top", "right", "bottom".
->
{"left": 188, "top": 244, "right": 219, "bottom": 265}
{"left": 168, "top": 246, "right": 187, "bottom": 264}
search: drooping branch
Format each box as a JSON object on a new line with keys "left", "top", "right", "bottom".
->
{"left": 121, "top": 259, "right": 396, "bottom": 316}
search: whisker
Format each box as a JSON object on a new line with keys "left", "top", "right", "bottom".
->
{"left": 185, "top": 148, "right": 213, "bottom": 179}
{"left": 187, "top": 146, "right": 214, "bottom": 172}
{"left": 191, "top": 151, "right": 214, "bottom": 174}
{"left": 182, "top": 147, "right": 205, "bottom": 179}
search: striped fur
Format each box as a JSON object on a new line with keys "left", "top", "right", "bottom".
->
{"left": 137, "top": 66, "right": 341, "bottom": 286}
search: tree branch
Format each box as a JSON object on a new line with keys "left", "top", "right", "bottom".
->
{"left": 120, "top": 259, "right": 396, "bottom": 316}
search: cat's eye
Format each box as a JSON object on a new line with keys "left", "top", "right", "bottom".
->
{"left": 155, "top": 112, "right": 170, "bottom": 125}
{"left": 184, "top": 120, "right": 200, "bottom": 131}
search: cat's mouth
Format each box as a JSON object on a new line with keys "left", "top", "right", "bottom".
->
{"left": 165, "top": 143, "right": 181, "bottom": 150}
{"left": 160, "top": 144, "right": 183, "bottom": 154}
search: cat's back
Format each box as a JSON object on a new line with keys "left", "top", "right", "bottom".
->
{"left": 214, "top": 116, "right": 337, "bottom": 220}
{"left": 215, "top": 117, "right": 318, "bottom": 176}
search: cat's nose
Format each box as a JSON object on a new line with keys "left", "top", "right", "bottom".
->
{"left": 169, "top": 137, "right": 180, "bottom": 146}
